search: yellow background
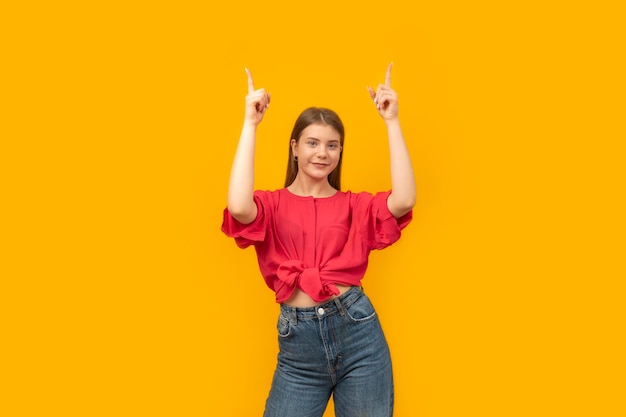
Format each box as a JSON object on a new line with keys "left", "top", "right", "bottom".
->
{"left": 2, "top": 1, "right": 624, "bottom": 416}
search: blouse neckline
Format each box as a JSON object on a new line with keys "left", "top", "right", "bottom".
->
{"left": 281, "top": 187, "right": 344, "bottom": 201}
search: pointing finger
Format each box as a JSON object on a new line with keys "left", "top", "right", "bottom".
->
{"left": 385, "top": 62, "right": 393, "bottom": 86}
{"left": 245, "top": 67, "right": 255, "bottom": 93}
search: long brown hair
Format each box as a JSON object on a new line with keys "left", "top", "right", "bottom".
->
{"left": 284, "top": 107, "right": 345, "bottom": 190}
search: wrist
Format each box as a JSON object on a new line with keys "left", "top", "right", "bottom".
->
{"left": 242, "top": 119, "right": 259, "bottom": 130}
{"left": 384, "top": 117, "right": 401, "bottom": 128}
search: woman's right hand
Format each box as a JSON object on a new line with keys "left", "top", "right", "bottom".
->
{"left": 244, "top": 68, "right": 271, "bottom": 126}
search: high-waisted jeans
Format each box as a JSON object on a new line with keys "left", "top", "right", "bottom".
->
{"left": 263, "top": 286, "right": 394, "bottom": 417}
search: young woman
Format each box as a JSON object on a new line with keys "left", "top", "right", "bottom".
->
{"left": 222, "top": 64, "right": 416, "bottom": 417}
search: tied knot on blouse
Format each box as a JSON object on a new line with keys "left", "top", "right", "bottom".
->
{"left": 276, "top": 260, "right": 339, "bottom": 302}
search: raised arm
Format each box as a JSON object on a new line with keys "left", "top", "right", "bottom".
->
{"left": 367, "top": 63, "right": 416, "bottom": 218}
{"left": 227, "top": 68, "right": 271, "bottom": 224}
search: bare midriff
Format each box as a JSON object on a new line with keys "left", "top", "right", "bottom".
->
{"left": 282, "top": 284, "right": 354, "bottom": 308}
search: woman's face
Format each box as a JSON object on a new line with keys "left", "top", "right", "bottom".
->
{"left": 292, "top": 123, "right": 342, "bottom": 183}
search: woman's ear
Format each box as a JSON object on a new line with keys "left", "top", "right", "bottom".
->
{"left": 291, "top": 139, "right": 297, "bottom": 158}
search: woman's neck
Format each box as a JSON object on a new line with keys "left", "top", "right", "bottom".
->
{"left": 287, "top": 177, "right": 337, "bottom": 198}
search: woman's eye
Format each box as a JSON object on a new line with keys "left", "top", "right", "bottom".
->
{"left": 328, "top": 144, "right": 337, "bottom": 149}
{"left": 308, "top": 141, "right": 317, "bottom": 147}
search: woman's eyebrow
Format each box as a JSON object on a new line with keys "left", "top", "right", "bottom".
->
{"left": 304, "top": 136, "right": 340, "bottom": 144}
{"left": 306, "top": 137, "right": 339, "bottom": 141}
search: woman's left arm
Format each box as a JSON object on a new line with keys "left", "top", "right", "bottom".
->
{"left": 367, "top": 63, "right": 416, "bottom": 218}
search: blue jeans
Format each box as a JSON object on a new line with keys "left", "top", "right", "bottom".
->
{"left": 263, "top": 286, "right": 394, "bottom": 417}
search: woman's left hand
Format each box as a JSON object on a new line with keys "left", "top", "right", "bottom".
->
{"left": 367, "top": 62, "right": 398, "bottom": 121}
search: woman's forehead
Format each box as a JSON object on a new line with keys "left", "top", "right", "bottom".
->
{"left": 301, "top": 123, "right": 341, "bottom": 141}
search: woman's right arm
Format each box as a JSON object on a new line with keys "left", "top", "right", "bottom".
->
{"left": 227, "top": 68, "right": 271, "bottom": 224}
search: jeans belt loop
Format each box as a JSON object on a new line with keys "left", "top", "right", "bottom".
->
{"left": 334, "top": 296, "right": 346, "bottom": 316}
{"left": 289, "top": 306, "right": 298, "bottom": 326}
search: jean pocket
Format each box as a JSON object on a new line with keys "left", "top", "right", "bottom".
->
{"left": 277, "top": 314, "right": 293, "bottom": 338}
{"left": 345, "top": 294, "right": 377, "bottom": 323}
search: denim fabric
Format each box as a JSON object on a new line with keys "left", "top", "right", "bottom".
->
{"left": 263, "top": 287, "right": 394, "bottom": 417}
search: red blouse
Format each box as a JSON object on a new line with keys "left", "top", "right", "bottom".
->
{"left": 221, "top": 188, "right": 412, "bottom": 303}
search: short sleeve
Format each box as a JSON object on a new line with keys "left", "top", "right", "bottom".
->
{"left": 221, "top": 191, "right": 269, "bottom": 248}
{"left": 359, "top": 190, "right": 412, "bottom": 250}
